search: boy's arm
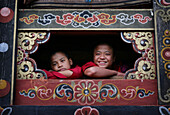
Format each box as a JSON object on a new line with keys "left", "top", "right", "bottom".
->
{"left": 59, "top": 66, "right": 82, "bottom": 79}
{"left": 43, "top": 69, "right": 67, "bottom": 79}
{"left": 84, "top": 66, "right": 125, "bottom": 78}
{"left": 58, "top": 70, "right": 73, "bottom": 77}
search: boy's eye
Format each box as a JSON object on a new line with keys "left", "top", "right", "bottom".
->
{"left": 105, "top": 53, "right": 111, "bottom": 55}
{"left": 95, "top": 53, "right": 101, "bottom": 55}
{"left": 60, "top": 59, "right": 65, "bottom": 62}
{"left": 52, "top": 62, "right": 57, "bottom": 66}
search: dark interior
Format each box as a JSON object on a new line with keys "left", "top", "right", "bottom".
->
{"left": 30, "top": 31, "right": 142, "bottom": 71}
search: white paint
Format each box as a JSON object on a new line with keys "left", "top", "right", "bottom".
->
{"left": 0, "top": 42, "right": 8, "bottom": 52}
{"left": 0, "top": 7, "right": 10, "bottom": 17}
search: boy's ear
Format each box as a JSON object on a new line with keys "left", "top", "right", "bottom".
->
{"left": 69, "top": 58, "right": 73, "bottom": 66}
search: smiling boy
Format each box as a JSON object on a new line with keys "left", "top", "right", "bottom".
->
{"left": 82, "top": 43, "right": 125, "bottom": 78}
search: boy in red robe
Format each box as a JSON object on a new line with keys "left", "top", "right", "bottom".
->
{"left": 43, "top": 51, "right": 82, "bottom": 79}
{"left": 82, "top": 43, "right": 125, "bottom": 79}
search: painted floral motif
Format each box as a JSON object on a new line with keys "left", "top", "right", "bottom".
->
{"left": 74, "top": 80, "right": 99, "bottom": 105}
{"left": 74, "top": 106, "right": 99, "bottom": 115}
{"left": 19, "top": 81, "right": 155, "bottom": 105}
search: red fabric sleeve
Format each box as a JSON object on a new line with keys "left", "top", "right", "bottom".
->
{"left": 82, "top": 62, "right": 97, "bottom": 72}
{"left": 43, "top": 69, "right": 67, "bottom": 79}
{"left": 68, "top": 66, "right": 83, "bottom": 79}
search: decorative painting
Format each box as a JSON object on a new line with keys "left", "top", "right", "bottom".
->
{"left": 0, "top": 0, "right": 17, "bottom": 105}
{"left": 154, "top": 0, "right": 170, "bottom": 105}
{"left": 17, "top": 32, "right": 50, "bottom": 79}
{"left": 18, "top": 9, "right": 153, "bottom": 30}
{"left": 121, "top": 32, "right": 156, "bottom": 79}
{"left": 14, "top": 79, "right": 157, "bottom": 105}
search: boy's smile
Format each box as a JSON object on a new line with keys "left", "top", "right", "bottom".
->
{"left": 93, "top": 44, "right": 114, "bottom": 68}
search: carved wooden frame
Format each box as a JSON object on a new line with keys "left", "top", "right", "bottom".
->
{"left": 14, "top": 0, "right": 170, "bottom": 105}
{"left": 0, "top": 0, "right": 168, "bottom": 107}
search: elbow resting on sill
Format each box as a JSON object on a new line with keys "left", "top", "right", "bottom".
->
{"left": 84, "top": 67, "right": 97, "bottom": 77}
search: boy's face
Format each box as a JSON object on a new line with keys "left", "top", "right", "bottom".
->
{"left": 51, "top": 52, "right": 73, "bottom": 72}
{"left": 93, "top": 44, "right": 115, "bottom": 68}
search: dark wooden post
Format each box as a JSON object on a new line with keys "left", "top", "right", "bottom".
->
{"left": 0, "top": 0, "right": 18, "bottom": 105}
{"left": 153, "top": 0, "right": 170, "bottom": 105}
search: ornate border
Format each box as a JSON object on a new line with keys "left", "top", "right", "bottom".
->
{"left": 18, "top": 9, "right": 154, "bottom": 30}
{"left": 17, "top": 32, "right": 50, "bottom": 79}
{"left": 154, "top": 0, "right": 170, "bottom": 104}
{"left": 121, "top": 32, "right": 155, "bottom": 79}
{"left": 15, "top": 79, "right": 157, "bottom": 105}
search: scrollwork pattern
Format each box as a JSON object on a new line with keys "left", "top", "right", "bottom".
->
{"left": 17, "top": 47, "right": 28, "bottom": 64}
{"left": 99, "top": 84, "right": 118, "bottom": 101}
{"left": 121, "top": 32, "right": 155, "bottom": 79}
{"left": 122, "top": 32, "right": 153, "bottom": 53}
{"left": 17, "top": 32, "right": 50, "bottom": 79}
{"left": 164, "top": 88, "right": 170, "bottom": 101}
{"left": 158, "top": 9, "right": 170, "bottom": 22}
{"left": 126, "top": 58, "right": 155, "bottom": 79}
{"left": 18, "top": 32, "right": 50, "bottom": 54}
{"left": 17, "top": 58, "right": 46, "bottom": 79}
{"left": 55, "top": 84, "right": 74, "bottom": 101}
{"left": 136, "top": 60, "right": 155, "bottom": 79}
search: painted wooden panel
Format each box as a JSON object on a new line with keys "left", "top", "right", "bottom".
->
{"left": 14, "top": 79, "right": 157, "bottom": 106}
{"left": 153, "top": 0, "right": 170, "bottom": 105}
{"left": 18, "top": 9, "right": 154, "bottom": 30}
{"left": 0, "top": 0, "right": 17, "bottom": 105}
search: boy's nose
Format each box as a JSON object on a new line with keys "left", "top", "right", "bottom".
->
{"left": 100, "top": 54, "right": 105, "bottom": 59}
{"left": 58, "top": 62, "right": 63, "bottom": 68}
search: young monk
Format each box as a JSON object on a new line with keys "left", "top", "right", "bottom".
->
{"left": 43, "top": 51, "right": 82, "bottom": 79}
{"left": 82, "top": 43, "right": 125, "bottom": 79}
